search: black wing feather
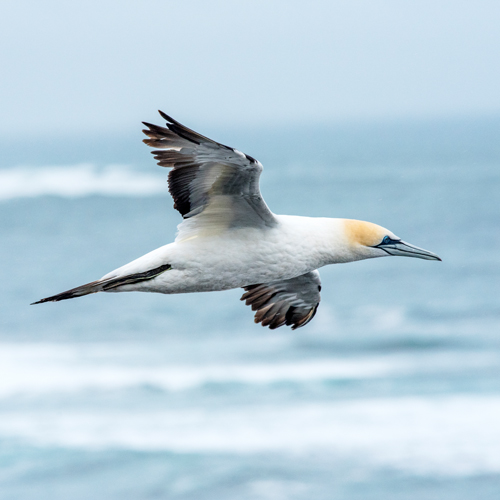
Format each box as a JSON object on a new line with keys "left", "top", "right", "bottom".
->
{"left": 241, "top": 271, "right": 322, "bottom": 330}
{"left": 142, "top": 111, "right": 276, "bottom": 227}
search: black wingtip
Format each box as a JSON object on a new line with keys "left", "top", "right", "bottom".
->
{"left": 158, "top": 110, "right": 177, "bottom": 124}
{"left": 142, "top": 121, "right": 160, "bottom": 130}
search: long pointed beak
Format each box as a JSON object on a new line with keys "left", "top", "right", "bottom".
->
{"left": 378, "top": 240, "right": 442, "bottom": 261}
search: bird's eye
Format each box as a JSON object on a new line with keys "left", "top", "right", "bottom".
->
{"left": 381, "top": 236, "right": 391, "bottom": 245}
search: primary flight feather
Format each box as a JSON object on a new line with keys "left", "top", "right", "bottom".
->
{"left": 32, "top": 111, "right": 441, "bottom": 329}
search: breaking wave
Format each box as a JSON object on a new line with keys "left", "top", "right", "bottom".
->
{"left": 0, "top": 164, "right": 165, "bottom": 200}
{"left": 0, "top": 342, "right": 498, "bottom": 397}
{"left": 2, "top": 396, "right": 500, "bottom": 476}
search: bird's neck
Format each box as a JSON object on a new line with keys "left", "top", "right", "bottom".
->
{"left": 276, "top": 216, "right": 369, "bottom": 267}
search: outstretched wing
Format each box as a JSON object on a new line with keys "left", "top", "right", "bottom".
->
{"left": 142, "top": 111, "right": 277, "bottom": 239}
{"left": 241, "top": 271, "right": 321, "bottom": 330}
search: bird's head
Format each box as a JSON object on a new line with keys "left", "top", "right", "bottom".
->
{"left": 343, "top": 219, "right": 441, "bottom": 261}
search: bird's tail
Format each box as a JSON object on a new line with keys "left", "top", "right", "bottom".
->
{"left": 31, "top": 279, "right": 111, "bottom": 305}
{"left": 31, "top": 263, "right": 172, "bottom": 305}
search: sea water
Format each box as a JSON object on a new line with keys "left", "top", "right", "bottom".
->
{"left": 0, "top": 117, "right": 499, "bottom": 499}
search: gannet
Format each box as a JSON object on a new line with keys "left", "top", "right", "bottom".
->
{"left": 33, "top": 111, "right": 441, "bottom": 329}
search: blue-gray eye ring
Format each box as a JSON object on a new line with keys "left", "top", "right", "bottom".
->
{"left": 381, "top": 236, "right": 392, "bottom": 245}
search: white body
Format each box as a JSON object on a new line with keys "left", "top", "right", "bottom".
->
{"left": 103, "top": 216, "right": 367, "bottom": 294}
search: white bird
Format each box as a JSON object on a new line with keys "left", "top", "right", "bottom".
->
{"left": 33, "top": 111, "right": 441, "bottom": 329}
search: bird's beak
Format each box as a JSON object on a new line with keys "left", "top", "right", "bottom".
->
{"left": 377, "top": 240, "right": 442, "bottom": 261}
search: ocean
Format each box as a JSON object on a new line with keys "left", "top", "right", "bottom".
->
{"left": 1, "top": 116, "right": 499, "bottom": 499}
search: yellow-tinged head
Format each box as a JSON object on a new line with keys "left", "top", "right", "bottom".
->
{"left": 344, "top": 220, "right": 394, "bottom": 248}
{"left": 343, "top": 219, "right": 442, "bottom": 261}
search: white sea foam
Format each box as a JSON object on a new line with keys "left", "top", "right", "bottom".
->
{"left": 0, "top": 343, "right": 399, "bottom": 396}
{"left": 1, "top": 396, "right": 500, "bottom": 476}
{"left": 1, "top": 343, "right": 500, "bottom": 475}
{"left": 0, "top": 164, "right": 165, "bottom": 199}
{"left": 0, "top": 342, "right": 497, "bottom": 397}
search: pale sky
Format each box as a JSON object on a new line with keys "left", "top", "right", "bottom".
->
{"left": 1, "top": 0, "right": 500, "bottom": 136}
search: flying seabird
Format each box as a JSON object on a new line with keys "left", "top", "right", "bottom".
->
{"left": 32, "top": 111, "right": 441, "bottom": 329}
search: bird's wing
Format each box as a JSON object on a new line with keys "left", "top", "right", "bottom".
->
{"left": 240, "top": 270, "right": 321, "bottom": 330}
{"left": 142, "top": 111, "right": 277, "bottom": 239}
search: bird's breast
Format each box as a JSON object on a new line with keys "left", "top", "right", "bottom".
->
{"left": 164, "top": 216, "right": 337, "bottom": 292}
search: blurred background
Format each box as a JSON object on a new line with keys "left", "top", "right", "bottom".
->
{"left": 1, "top": 1, "right": 500, "bottom": 499}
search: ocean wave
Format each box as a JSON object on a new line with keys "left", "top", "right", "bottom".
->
{"left": 2, "top": 396, "right": 500, "bottom": 476}
{"left": 0, "top": 347, "right": 397, "bottom": 397}
{"left": 2, "top": 343, "right": 500, "bottom": 475}
{"left": 0, "top": 164, "right": 166, "bottom": 199}
{"left": 0, "top": 343, "right": 497, "bottom": 397}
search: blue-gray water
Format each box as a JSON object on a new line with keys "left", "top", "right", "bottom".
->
{"left": 1, "top": 117, "right": 499, "bottom": 499}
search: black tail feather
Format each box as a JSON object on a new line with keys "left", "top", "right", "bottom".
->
{"left": 31, "top": 280, "right": 104, "bottom": 305}
{"left": 31, "top": 264, "right": 172, "bottom": 305}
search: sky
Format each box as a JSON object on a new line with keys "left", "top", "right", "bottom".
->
{"left": 1, "top": 0, "right": 500, "bottom": 136}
